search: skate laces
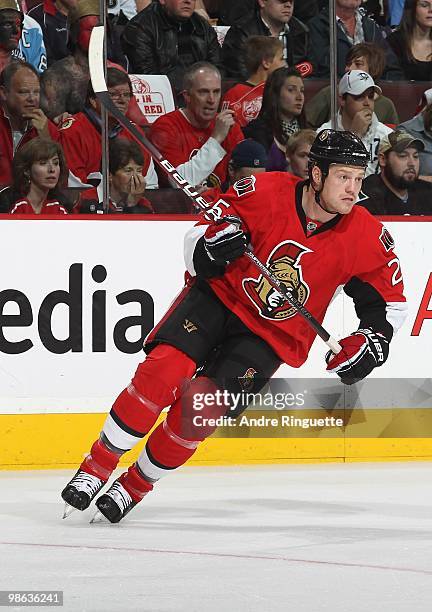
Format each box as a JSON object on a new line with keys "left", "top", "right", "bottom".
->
{"left": 106, "top": 481, "right": 133, "bottom": 513}
{"left": 71, "top": 471, "right": 104, "bottom": 497}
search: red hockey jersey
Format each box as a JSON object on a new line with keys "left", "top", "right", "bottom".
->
{"left": 187, "top": 172, "right": 407, "bottom": 367}
{"left": 149, "top": 109, "right": 244, "bottom": 188}
{"left": 57, "top": 111, "right": 152, "bottom": 186}
{"left": 10, "top": 197, "right": 68, "bottom": 215}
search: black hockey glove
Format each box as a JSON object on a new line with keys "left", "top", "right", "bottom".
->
{"left": 325, "top": 328, "right": 389, "bottom": 385}
{"left": 204, "top": 215, "right": 248, "bottom": 265}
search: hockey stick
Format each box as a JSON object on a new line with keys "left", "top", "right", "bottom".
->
{"left": 88, "top": 26, "right": 341, "bottom": 355}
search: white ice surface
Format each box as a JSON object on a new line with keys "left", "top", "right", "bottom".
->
{"left": 1, "top": 463, "right": 432, "bottom": 612}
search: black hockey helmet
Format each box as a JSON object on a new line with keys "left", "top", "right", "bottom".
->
{"left": 309, "top": 129, "right": 370, "bottom": 175}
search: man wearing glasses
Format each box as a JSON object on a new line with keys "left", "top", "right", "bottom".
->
{"left": 57, "top": 66, "right": 158, "bottom": 189}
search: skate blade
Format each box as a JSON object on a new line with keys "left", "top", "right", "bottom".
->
{"left": 62, "top": 503, "right": 77, "bottom": 519}
{"left": 90, "top": 510, "right": 109, "bottom": 524}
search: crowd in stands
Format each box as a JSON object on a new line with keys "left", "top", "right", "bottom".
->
{"left": 0, "top": 0, "right": 432, "bottom": 215}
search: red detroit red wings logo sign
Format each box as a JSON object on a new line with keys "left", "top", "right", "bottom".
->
{"left": 243, "top": 241, "right": 312, "bottom": 320}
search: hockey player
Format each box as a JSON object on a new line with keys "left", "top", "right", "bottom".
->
{"left": 61, "top": 130, "right": 407, "bottom": 523}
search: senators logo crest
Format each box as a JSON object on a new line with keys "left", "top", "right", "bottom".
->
{"left": 243, "top": 241, "right": 312, "bottom": 320}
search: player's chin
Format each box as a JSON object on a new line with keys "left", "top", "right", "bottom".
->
{"left": 336, "top": 199, "right": 356, "bottom": 214}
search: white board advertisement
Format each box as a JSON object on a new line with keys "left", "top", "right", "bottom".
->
{"left": 0, "top": 218, "right": 430, "bottom": 413}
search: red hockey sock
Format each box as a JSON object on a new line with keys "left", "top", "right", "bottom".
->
{"left": 80, "top": 438, "right": 121, "bottom": 481}
{"left": 139, "top": 377, "right": 228, "bottom": 478}
{"left": 118, "top": 463, "right": 154, "bottom": 503}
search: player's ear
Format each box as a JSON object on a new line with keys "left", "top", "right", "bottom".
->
{"left": 310, "top": 164, "right": 323, "bottom": 190}
{"left": 378, "top": 151, "right": 386, "bottom": 170}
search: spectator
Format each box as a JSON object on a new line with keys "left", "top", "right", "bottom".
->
{"left": 79, "top": 139, "right": 154, "bottom": 214}
{"left": 0, "top": 61, "right": 59, "bottom": 188}
{"left": 221, "top": 36, "right": 285, "bottom": 128}
{"left": 149, "top": 62, "right": 243, "bottom": 189}
{"left": 28, "top": 0, "right": 76, "bottom": 66}
{"left": 58, "top": 67, "right": 158, "bottom": 188}
{"left": 307, "top": 0, "right": 398, "bottom": 78}
{"left": 219, "top": 0, "right": 320, "bottom": 25}
{"left": 360, "top": 130, "right": 432, "bottom": 214}
{"left": 285, "top": 128, "right": 315, "bottom": 179}
{"left": 40, "top": 0, "right": 127, "bottom": 119}
{"left": 317, "top": 70, "right": 393, "bottom": 176}
{"left": 121, "top": 0, "right": 223, "bottom": 94}
{"left": 243, "top": 66, "right": 306, "bottom": 171}
{"left": 227, "top": 138, "right": 268, "bottom": 183}
{"left": 16, "top": 13, "right": 48, "bottom": 73}
{"left": 398, "top": 102, "right": 432, "bottom": 177}
{"left": 201, "top": 138, "right": 268, "bottom": 201}
{"left": 0, "top": 0, "right": 22, "bottom": 74}
{"left": 8, "top": 138, "right": 69, "bottom": 214}
{"left": 387, "top": 0, "right": 432, "bottom": 81}
{"left": 305, "top": 42, "right": 399, "bottom": 129}
{"left": 222, "top": 0, "right": 309, "bottom": 80}
{"left": 0, "top": 1, "right": 47, "bottom": 75}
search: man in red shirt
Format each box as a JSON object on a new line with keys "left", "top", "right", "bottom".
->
{"left": 0, "top": 61, "right": 58, "bottom": 188}
{"left": 222, "top": 35, "right": 285, "bottom": 128}
{"left": 149, "top": 61, "right": 244, "bottom": 190}
{"left": 57, "top": 67, "right": 157, "bottom": 188}
{"left": 62, "top": 130, "right": 407, "bottom": 523}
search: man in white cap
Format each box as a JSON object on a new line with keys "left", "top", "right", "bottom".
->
{"left": 317, "top": 69, "right": 393, "bottom": 176}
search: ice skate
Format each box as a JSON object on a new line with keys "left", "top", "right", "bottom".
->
{"left": 62, "top": 470, "right": 107, "bottom": 516}
{"left": 91, "top": 463, "right": 153, "bottom": 524}
{"left": 61, "top": 438, "right": 122, "bottom": 516}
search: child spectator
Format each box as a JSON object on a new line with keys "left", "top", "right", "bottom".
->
{"left": 221, "top": 36, "right": 285, "bottom": 128}
{"left": 8, "top": 138, "right": 69, "bottom": 214}
{"left": 387, "top": 0, "right": 432, "bottom": 81}
{"left": 243, "top": 66, "right": 306, "bottom": 171}
{"left": 285, "top": 128, "right": 315, "bottom": 179}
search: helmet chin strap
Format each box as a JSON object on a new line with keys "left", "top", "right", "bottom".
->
{"left": 312, "top": 172, "right": 338, "bottom": 216}
{"left": 314, "top": 188, "right": 336, "bottom": 215}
